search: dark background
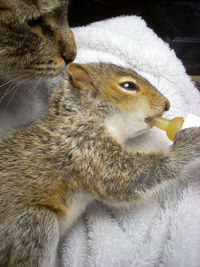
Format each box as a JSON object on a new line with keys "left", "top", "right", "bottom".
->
{"left": 68, "top": 0, "right": 200, "bottom": 75}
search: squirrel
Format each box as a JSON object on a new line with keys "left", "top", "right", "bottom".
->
{"left": 0, "top": 0, "right": 76, "bottom": 136}
{"left": 0, "top": 62, "right": 200, "bottom": 267}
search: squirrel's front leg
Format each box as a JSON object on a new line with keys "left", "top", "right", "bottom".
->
{"left": 0, "top": 208, "right": 59, "bottom": 267}
{"left": 74, "top": 127, "right": 200, "bottom": 203}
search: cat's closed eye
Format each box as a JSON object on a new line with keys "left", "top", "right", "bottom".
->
{"left": 27, "top": 17, "right": 43, "bottom": 27}
{"left": 27, "top": 17, "right": 54, "bottom": 39}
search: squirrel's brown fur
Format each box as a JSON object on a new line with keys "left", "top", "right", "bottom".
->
{"left": 0, "top": 63, "right": 200, "bottom": 266}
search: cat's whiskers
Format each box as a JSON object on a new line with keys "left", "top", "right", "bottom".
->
{"left": 0, "top": 74, "right": 29, "bottom": 89}
{"left": 0, "top": 75, "right": 33, "bottom": 106}
{"left": 5, "top": 76, "right": 34, "bottom": 108}
{"left": 27, "top": 77, "right": 43, "bottom": 97}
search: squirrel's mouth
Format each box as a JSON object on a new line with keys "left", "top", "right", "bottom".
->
{"left": 145, "top": 114, "right": 164, "bottom": 127}
{"left": 145, "top": 117, "right": 154, "bottom": 127}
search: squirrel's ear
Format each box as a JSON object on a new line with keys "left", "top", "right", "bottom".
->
{"left": 67, "top": 63, "right": 97, "bottom": 98}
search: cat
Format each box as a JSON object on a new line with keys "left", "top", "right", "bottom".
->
{"left": 0, "top": 0, "right": 77, "bottom": 136}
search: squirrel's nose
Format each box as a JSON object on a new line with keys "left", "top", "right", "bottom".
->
{"left": 164, "top": 99, "right": 170, "bottom": 111}
{"left": 62, "top": 52, "right": 76, "bottom": 65}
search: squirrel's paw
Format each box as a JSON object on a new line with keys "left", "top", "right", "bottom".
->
{"left": 173, "top": 127, "right": 200, "bottom": 159}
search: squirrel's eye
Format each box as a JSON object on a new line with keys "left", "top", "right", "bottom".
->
{"left": 119, "top": 82, "right": 139, "bottom": 92}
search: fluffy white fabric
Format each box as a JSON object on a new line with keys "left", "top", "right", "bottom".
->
{"left": 58, "top": 16, "right": 200, "bottom": 267}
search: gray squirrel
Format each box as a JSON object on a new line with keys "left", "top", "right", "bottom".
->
{"left": 0, "top": 62, "right": 200, "bottom": 266}
{"left": 0, "top": 0, "right": 76, "bottom": 136}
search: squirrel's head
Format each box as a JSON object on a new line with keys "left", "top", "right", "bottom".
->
{"left": 68, "top": 63, "right": 170, "bottom": 144}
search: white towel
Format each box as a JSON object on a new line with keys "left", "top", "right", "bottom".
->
{"left": 58, "top": 16, "right": 200, "bottom": 267}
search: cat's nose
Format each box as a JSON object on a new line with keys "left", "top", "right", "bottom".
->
{"left": 62, "top": 51, "right": 76, "bottom": 65}
{"left": 55, "top": 27, "right": 77, "bottom": 65}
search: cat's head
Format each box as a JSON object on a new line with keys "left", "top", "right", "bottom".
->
{"left": 0, "top": 0, "right": 77, "bottom": 78}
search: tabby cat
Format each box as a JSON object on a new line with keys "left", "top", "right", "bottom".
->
{"left": 0, "top": 0, "right": 76, "bottom": 136}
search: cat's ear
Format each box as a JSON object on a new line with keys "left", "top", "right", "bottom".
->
{"left": 67, "top": 63, "right": 98, "bottom": 99}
